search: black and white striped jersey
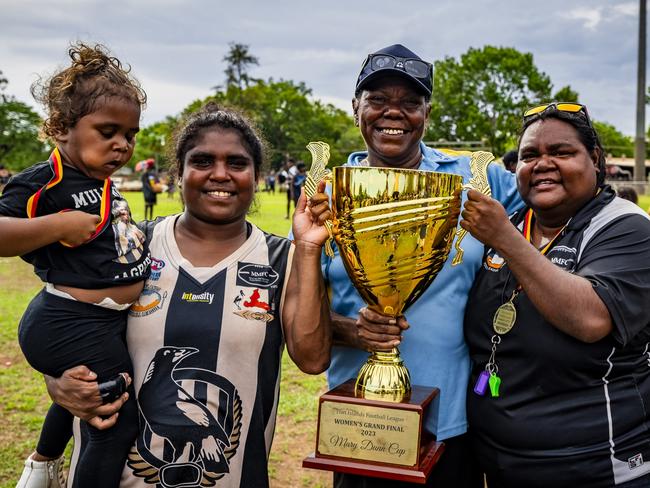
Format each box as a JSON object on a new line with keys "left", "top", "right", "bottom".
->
{"left": 70, "top": 215, "right": 294, "bottom": 487}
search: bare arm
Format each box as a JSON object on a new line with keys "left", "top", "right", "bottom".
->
{"left": 460, "top": 189, "right": 612, "bottom": 342}
{"left": 0, "top": 211, "right": 100, "bottom": 256}
{"left": 283, "top": 185, "right": 331, "bottom": 374}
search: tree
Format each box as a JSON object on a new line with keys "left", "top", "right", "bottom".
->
{"left": 131, "top": 117, "right": 178, "bottom": 169}
{"left": 426, "top": 46, "right": 553, "bottom": 155}
{"left": 0, "top": 70, "right": 47, "bottom": 170}
{"left": 187, "top": 79, "right": 362, "bottom": 169}
{"left": 222, "top": 43, "right": 260, "bottom": 91}
{"left": 552, "top": 85, "right": 579, "bottom": 103}
{"left": 595, "top": 121, "right": 633, "bottom": 158}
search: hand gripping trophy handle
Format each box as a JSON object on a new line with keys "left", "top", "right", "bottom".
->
{"left": 451, "top": 151, "right": 494, "bottom": 266}
{"left": 304, "top": 142, "right": 335, "bottom": 257}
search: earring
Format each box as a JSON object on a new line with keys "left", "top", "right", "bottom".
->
{"left": 354, "top": 114, "right": 359, "bottom": 127}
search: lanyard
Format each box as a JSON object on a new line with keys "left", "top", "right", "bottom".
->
{"left": 475, "top": 208, "right": 568, "bottom": 398}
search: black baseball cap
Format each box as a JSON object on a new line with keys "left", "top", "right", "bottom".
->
{"left": 355, "top": 44, "right": 433, "bottom": 97}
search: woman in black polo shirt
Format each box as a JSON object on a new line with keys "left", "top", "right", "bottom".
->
{"left": 460, "top": 103, "right": 650, "bottom": 487}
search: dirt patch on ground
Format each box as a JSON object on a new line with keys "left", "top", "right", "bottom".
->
{"left": 271, "top": 414, "right": 330, "bottom": 488}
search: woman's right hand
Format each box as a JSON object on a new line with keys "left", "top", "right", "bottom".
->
{"left": 56, "top": 211, "right": 101, "bottom": 247}
{"left": 44, "top": 365, "right": 130, "bottom": 430}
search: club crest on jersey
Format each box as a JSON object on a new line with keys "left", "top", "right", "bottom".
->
{"left": 547, "top": 245, "right": 577, "bottom": 271}
{"left": 236, "top": 262, "right": 279, "bottom": 288}
{"left": 484, "top": 250, "right": 505, "bottom": 272}
{"left": 127, "top": 346, "right": 243, "bottom": 486}
{"left": 233, "top": 288, "right": 274, "bottom": 323}
{"left": 129, "top": 285, "right": 167, "bottom": 317}
{"left": 149, "top": 258, "right": 165, "bottom": 281}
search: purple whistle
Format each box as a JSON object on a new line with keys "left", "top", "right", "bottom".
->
{"left": 474, "top": 370, "right": 490, "bottom": 396}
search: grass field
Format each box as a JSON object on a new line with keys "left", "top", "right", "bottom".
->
{"left": 1, "top": 189, "right": 649, "bottom": 487}
{"left": 0, "top": 189, "right": 329, "bottom": 488}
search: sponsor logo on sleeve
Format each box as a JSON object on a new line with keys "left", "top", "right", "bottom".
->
{"left": 628, "top": 453, "right": 644, "bottom": 470}
{"left": 149, "top": 257, "right": 165, "bottom": 281}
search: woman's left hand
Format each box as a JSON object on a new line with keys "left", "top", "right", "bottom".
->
{"left": 460, "top": 189, "right": 516, "bottom": 250}
{"left": 292, "top": 181, "right": 332, "bottom": 248}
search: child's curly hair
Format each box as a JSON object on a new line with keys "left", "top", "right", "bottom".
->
{"left": 31, "top": 42, "right": 147, "bottom": 141}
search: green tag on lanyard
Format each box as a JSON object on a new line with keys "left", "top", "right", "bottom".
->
{"left": 489, "top": 373, "right": 501, "bottom": 397}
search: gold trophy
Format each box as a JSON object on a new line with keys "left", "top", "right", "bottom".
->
{"left": 303, "top": 142, "right": 471, "bottom": 483}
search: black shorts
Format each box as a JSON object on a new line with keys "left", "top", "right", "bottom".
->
{"left": 18, "top": 289, "right": 132, "bottom": 381}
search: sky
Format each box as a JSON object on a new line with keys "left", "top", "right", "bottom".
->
{"left": 0, "top": 0, "right": 645, "bottom": 136}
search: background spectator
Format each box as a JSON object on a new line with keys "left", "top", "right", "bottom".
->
{"left": 502, "top": 150, "right": 518, "bottom": 173}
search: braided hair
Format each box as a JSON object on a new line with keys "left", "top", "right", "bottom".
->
{"left": 31, "top": 42, "right": 147, "bottom": 141}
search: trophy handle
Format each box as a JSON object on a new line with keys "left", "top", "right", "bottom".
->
{"left": 451, "top": 151, "right": 495, "bottom": 266}
{"left": 305, "top": 141, "right": 335, "bottom": 257}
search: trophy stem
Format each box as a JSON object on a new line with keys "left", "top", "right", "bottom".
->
{"left": 355, "top": 347, "right": 412, "bottom": 402}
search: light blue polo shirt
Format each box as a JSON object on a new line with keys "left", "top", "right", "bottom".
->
{"left": 324, "top": 143, "right": 522, "bottom": 440}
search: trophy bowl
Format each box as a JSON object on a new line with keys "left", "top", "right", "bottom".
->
{"left": 331, "top": 166, "right": 462, "bottom": 400}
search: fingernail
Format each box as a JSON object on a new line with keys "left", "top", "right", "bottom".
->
{"left": 389, "top": 319, "right": 396, "bottom": 325}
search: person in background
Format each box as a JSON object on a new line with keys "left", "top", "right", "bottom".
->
{"left": 292, "top": 161, "right": 307, "bottom": 207}
{"left": 141, "top": 160, "right": 162, "bottom": 220}
{"left": 617, "top": 185, "right": 638, "bottom": 205}
{"left": 0, "top": 164, "right": 11, "bottom": 192}
{"left": 283, "top": 158, "right": 297, "bottom": 218}
{"left": 502, "top": 150, "right": 518, "bottom": 173}
{"left": 462, "top": 102, "right": 650, "bottom": 487}
{"left": 309, "top": 43, "right": 522, "bottom": 488}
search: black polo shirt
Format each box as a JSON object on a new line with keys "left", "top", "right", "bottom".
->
{"left": 465, "top": 186, "right": 650, "bottom": 487}
{"left": 0, "top": 155, "right": 150, "bottom": 288}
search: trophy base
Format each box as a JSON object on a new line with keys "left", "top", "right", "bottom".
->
{"left": 303, "top": 380, "right": 444, "bottom": 484}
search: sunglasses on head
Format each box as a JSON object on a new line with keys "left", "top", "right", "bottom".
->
{"left": 523, "top": 102, "right": 592, "bottom": 127}
{"left": 363, "top": 54, "right": 433, "bottom": 80}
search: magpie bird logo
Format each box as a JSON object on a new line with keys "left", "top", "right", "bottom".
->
{"left": 127, "top": 346, "right": 242, "bottom": 486}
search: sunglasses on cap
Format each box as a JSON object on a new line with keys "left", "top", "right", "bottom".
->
{"left": 523, "top": 102, "right": 592, "bottom": 127}
{"left": 363, "top": 54, "right": 433, "bottom": 80}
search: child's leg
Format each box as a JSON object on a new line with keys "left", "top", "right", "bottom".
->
{"left": 19, "top": 290, "right": 138, "bottom": 487}
{"left": 37, "top": 403, "right": 73, "bottom": 458}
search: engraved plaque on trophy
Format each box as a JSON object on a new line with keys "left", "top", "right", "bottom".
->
{"left": 302, "top": 142, "right": 463, "bottom": 483}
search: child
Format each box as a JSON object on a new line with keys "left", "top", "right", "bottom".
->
{"left": 0, "top": 43, "right": 150, "bottom": 488}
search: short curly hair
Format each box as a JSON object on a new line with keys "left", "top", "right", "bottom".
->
{"left": 171, "top": 102, "right": 266, "bottom": 179}
{"left": 31, "top": 42, "right": 147, "bottom": 141}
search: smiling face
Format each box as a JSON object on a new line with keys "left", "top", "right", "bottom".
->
{"left": 517, "top": 118, "right": 599, "bottom": 224}
{"left": 353, "top": 75, "right": 430, "bottom": 169}
{"left": 55, "top": 97, "right": 140, "bottom": 180}
{"left": 181, "top": 128, "right": 257, "bottom": 226}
